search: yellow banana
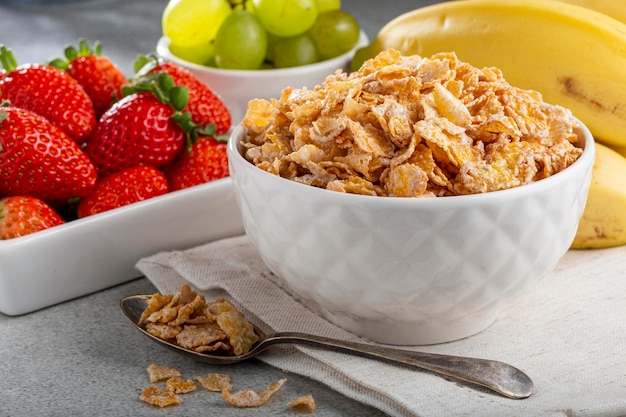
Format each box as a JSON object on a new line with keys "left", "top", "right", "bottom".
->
{"left": 609, "top": 144, "right": 626, "bottom": 160}
{"left": 359, "top": 0, "right": 626, "bottom": 147}
{"left": 571, "top": 143, "right": 626, "bottom": 249}
{"left": 549, "top": 0, "right": 626, "bottom": 25}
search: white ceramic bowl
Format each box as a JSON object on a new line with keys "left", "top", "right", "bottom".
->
{"left": 227, "top": 123, "right": 595, "bottom": 345}
{"left": 156, "top": 31, "right": 369, "bottom": 123}
{"left": 0, "top": 179, "right": 244, "bottom": 316}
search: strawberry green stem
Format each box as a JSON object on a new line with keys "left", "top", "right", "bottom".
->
{"left": 132, "top": 54, "right": 160, "bottom": 80}
{"left": 123, "top": 71, "right": 221, "bottom": 148}
{"left": 0, "top": 45, "right": 18, "bottom": 73}
{"left": 48, "top": 38, "right": 103, "bottom": 70}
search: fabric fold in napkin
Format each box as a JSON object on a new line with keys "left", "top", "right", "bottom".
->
{"left": 136, "top": 235, "right": 626, "bottom": 417}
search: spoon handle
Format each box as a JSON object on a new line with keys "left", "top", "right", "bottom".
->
{"left": 262, "top": 332, "right": 534, "bottom": 399}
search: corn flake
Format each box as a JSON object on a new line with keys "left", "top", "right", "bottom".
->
{"left": 216, "top": 311, "right": 260, "bottom": 356}
{"left": 175, "top": 323, "right": 226, "bottom": 350}
{"left": 138, "top": 293, "right": 172, "bottom": 325}
{"left": 195, "top": 373, "right": 233, "bottom": 392}
{"left": 221, "top": 378, "right": 287, "bottom": 408}
{"left": 288, "top": 394, "right": 316, "bottom": 413}
{"left": 139, "top": 386, "right": 183, "bottom": 408}
{"left": 145, "top": 323, "right": 181, "bottom": 340}
{"left": 165, "top": 376, "right": 197, "bottom": 394}
{"left": 146, "top": 364, "right": 181, "bottom": 383}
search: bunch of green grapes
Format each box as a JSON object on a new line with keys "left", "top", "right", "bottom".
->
{"left": 162, "top": 0, "right": 361, "bottom": 70}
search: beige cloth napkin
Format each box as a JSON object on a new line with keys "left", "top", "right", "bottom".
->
{"left": 136, "top": 234, "right": 626, "bottom": 417}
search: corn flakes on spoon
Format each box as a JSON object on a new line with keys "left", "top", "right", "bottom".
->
{"left": 120, "top": 294, "right": 534, "bottom": 400}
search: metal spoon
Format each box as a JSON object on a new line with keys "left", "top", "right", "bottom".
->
{"left": 120, "top": 294, "right": 534, "bottom": 399}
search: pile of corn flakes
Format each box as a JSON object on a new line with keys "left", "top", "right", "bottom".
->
{"left": 137, "top": 287, "right": 316, "bottom": 412}
{"left": 138, "top": 284, "right": 259, "bottom": 356}
{"left": 140, "top": 364, "right": 311, "bottom": 410}
{"left": 242, "top": 49, "right": 583, "bottom": 197}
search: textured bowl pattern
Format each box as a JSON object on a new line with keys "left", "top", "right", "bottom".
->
{"left": 227, "top": 123, "right": 595, "bottom": 345}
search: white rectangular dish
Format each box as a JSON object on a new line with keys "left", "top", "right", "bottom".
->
{"left": 0, "top": 178, "right": 244, "bottom": 316}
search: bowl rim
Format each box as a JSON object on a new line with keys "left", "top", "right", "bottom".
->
{"left": 156, "top": 30, "right": 369, "bottom": 79}
{"left": 227, "top": 120, "right": 596, "bottom": 206}
{"left": 0, "top": 177, "right": 233, "bottom": 245}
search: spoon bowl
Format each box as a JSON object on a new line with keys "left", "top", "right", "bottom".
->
{"left": 120, "top": 294, "right": 534, "bottom": 399}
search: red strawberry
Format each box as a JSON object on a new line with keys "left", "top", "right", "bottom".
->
{"left": 84, "top": 91, "right": 186, "bottom": 177}
{"left": 0, "top": 196, "right": 65, "bottom": 239}
{"left": 49, "top": 39, "right": 128, "bottom": 119}
{"left": 0, "top": 107, "right": 98, "bottom": 201}
{"left": 0, "top": 45, "right": 96, "bottom": 143}
{"left": 134, "top": 56, "right": 231, "bottom": 134}
{"left": 76, "top": 166, "right": 168, "bottom": 218}
{"left": 84, "top": 71, "right": 216, "bottom": 177}
{"left": 165, "top": 136, "right": 229, "bottom": 191}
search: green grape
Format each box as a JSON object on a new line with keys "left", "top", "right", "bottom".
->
{"left": 162, "top": 0, "right": 232, "bottom": 48}
{"left": 252, "top": 0, "right": 318, "bottom": 37}
{"left": 162, "top": 0, "right": 231, "bottom": 64}
{"left": 350, "top": 44, "right": 373, "bottom": 72}
{"left": 315, "top": 0, "right": 340, "bottom": 12}
{"left": 308, "top": 9, "right": 360, "bottom": 60}
{"left": 214, "top": 10, "right": 268, "bottom": 69}
{"left": 264, "top": 31, "right": 280, "bottom": 64}
{"left": 273, "top": 34, "right": 319, "bottom": 68}
{"left": 168, "top": 42, "right": 214, "bottom": 65}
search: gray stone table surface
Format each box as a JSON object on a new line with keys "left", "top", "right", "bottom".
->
{"left": 0, "top": 1, "right": 442, "bottom": 416}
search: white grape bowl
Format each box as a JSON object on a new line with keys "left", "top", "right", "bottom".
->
{"left": 156, "top": 30, "right": 368, "bottom": 124}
